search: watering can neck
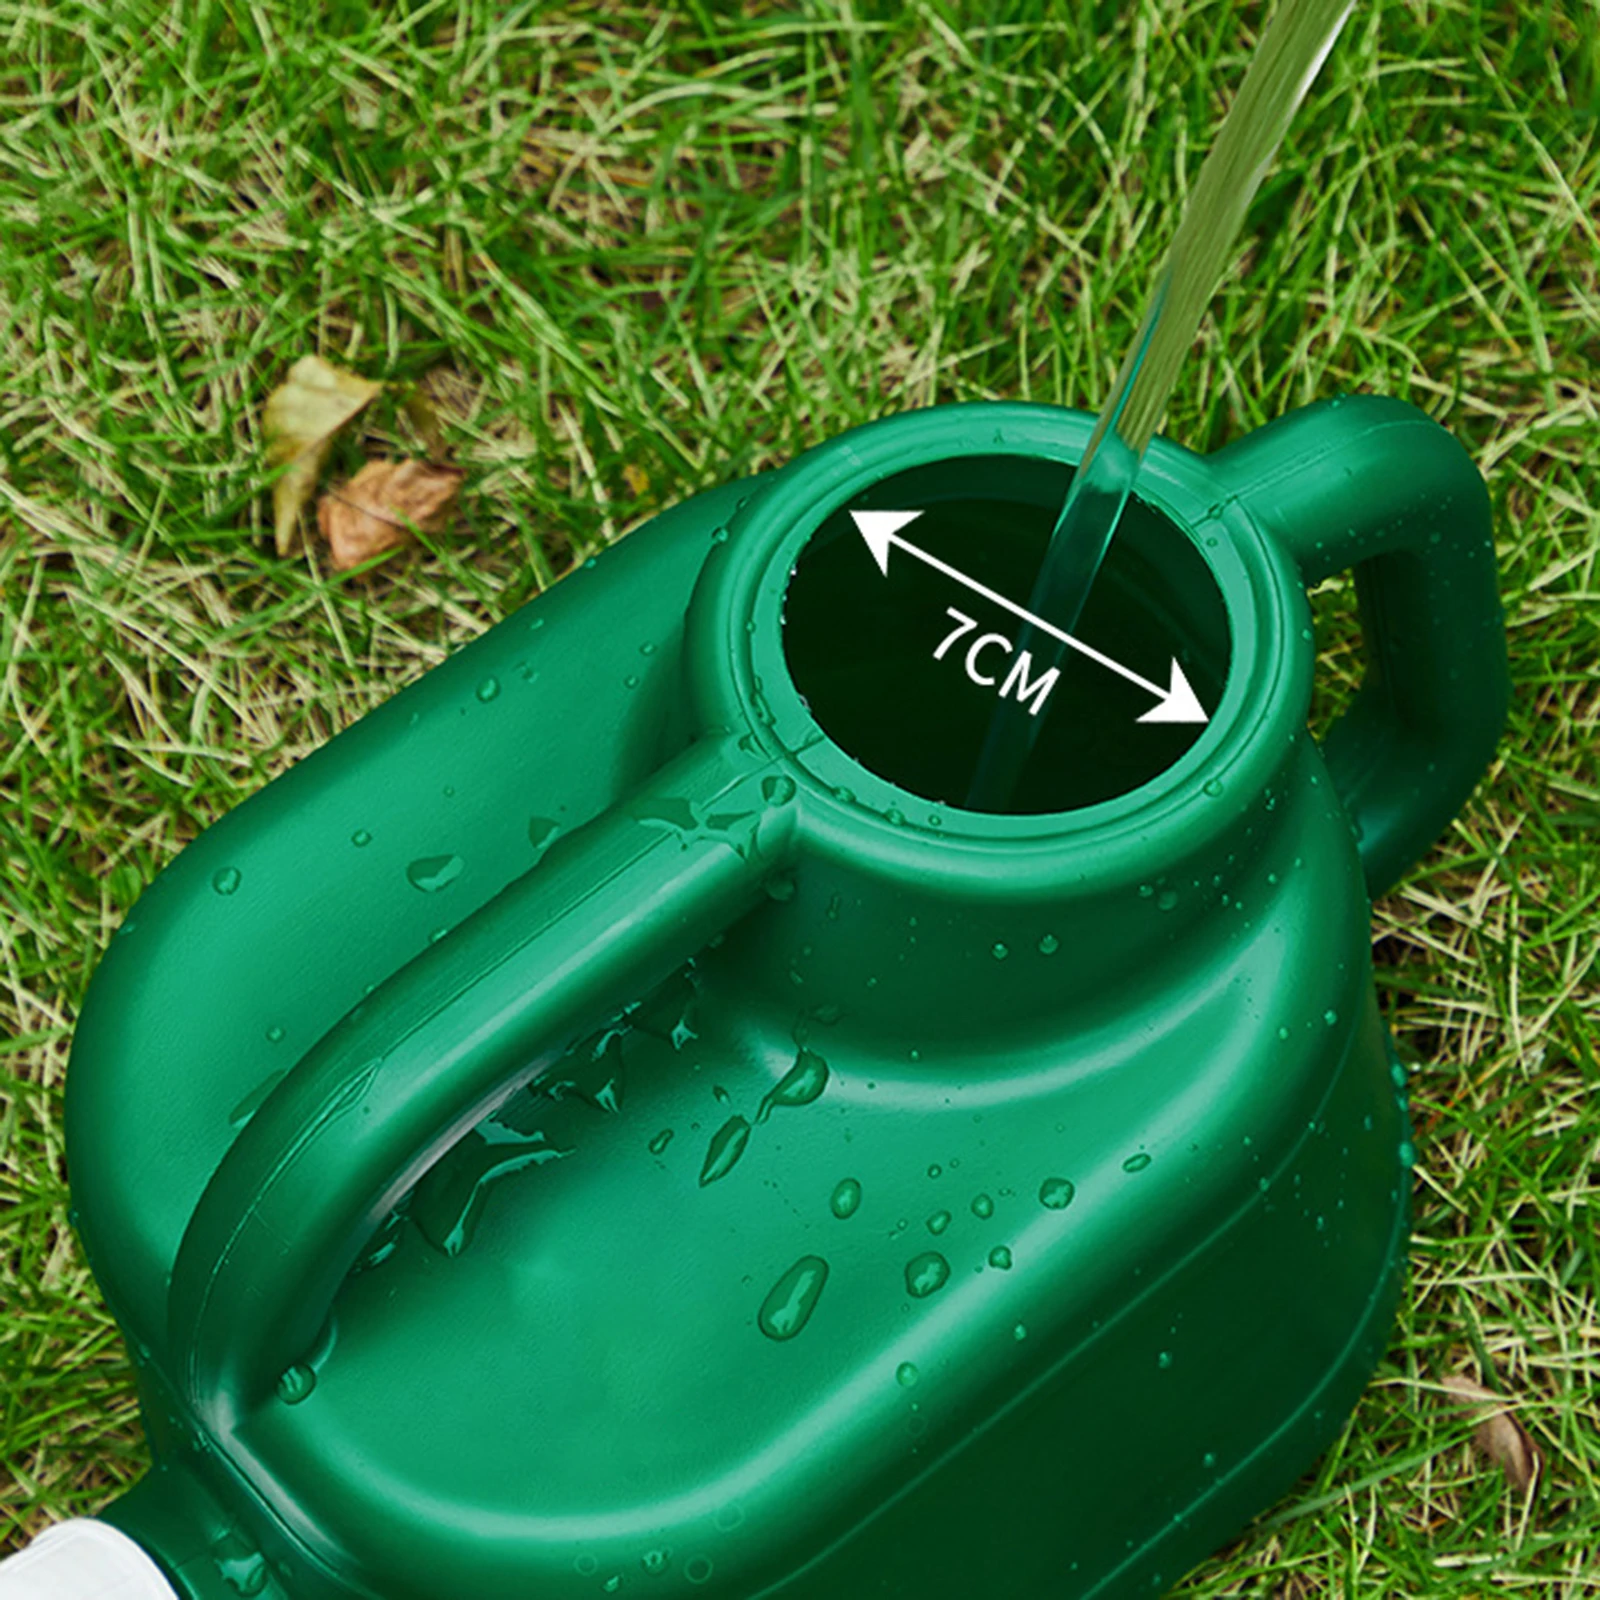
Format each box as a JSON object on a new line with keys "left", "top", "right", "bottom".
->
{"left": 716, "top": 733, "right": 1341, "bottom": 1043}
{"left": 678, "top": 405, "right": 1337, "bottom": 1043}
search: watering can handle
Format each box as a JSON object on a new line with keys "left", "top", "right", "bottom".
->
{"left": 1210, "top": 394, "right": 1509, "bottom": 898}
{"left": 167, "top": 733, "right": 794, "bottom": 1424}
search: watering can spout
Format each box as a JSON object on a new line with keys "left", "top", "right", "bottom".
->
{"left": 4, "top": 1466, "right": 280, "bottom": 1600}
{"left": 0, "top": 1519, "right": 179, "bottom": 1600}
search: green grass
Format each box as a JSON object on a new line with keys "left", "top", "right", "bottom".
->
{"left": 2, "top": 0, "right": 1597, "bottom": 1591}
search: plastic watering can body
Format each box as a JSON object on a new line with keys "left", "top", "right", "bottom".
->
{"left": 59, "top": 395, "right": 1506, "bottom": 1600}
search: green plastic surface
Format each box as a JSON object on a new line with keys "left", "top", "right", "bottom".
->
{"left": 66, "top": 395, "right": 1507, "bottom": 1599}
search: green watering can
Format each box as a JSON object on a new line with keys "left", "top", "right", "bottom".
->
{"left": 18, "top": 394, "right": 1507, "bottom": 1600}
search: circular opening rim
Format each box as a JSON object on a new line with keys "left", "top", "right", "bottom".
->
{"left": 708, "top": 407, "right": 1299, "bottom": 864}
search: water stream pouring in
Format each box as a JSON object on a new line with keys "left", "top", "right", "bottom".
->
{"left": 964, "top": 0, "right": 1360, "bottom": 812}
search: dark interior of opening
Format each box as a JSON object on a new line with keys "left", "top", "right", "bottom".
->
{"left": 781, "top": 455, "right": 1231, "bottom": 815}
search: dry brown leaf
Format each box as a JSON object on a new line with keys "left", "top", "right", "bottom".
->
{"left": 263, "top": 356, "right": 383, "bottom": 556}
{"left": 316, "top": 458, "right": 464, "bottom": 571}
{"left": 1440, "top": 1374, "right": 1543, "bottom": 1495}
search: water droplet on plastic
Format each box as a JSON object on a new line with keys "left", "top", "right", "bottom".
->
{"left": 1157, "top": 1350, "right": 1173, "bottom": 1370}
{"left": 830, "top": 1177, "right": 862, "bottom": 1218}
{"left": 927, "top": 1209, "right": 951, "bottom": 1234}
{"left": 1038, "top": 933, "right": 1060, "bottom": 955}
{"left": 413, "top": 1124, "right": 574, "bottom": 1254}
{"left": 1039, "top": 1176, "right": 1076, "bottom": 1210}
{"left": 1203, "top": 1451, "right": 1217, "bottom": 1469}
{"left": 640, "top": 641, "right": 657, "bottom": 656}
{"left": 905, "top": 1251, "right": 951, "bottom": 1298}
{"left": 1157, "top": 889, "right": 1179, "bottom": 912}
{"left": 1138, "top": 883, "right": 1154, "bottom": 898}
{"left": 758, "top": 1254, "right": 829, "bottom": 1339}
{"left": 217, "top": 1551, "right": 268, "bottom": 1597}
{"left": 1399, "top": 1141, "right": 1416, "bottom": 1167}
{"left": 277, "top": 1364, "right": 316, "bottom": 1405}
{"left": 926, "top": 1163, "right": 941, "bottom": 1179}
{"left": 527, "top": 816, "right": 560, "bottom": 855}
{"left": 896, "top": 1360, "right": 920, "bottom": 1388}
{"left": 1123, "top": 1152, "right": 1152, "bottom": 1173}
{"left": 1277, "top": 1025, "right": 1291, "bottom": 1041}
{"left": 351, "top": 829, "right": 372, "bottom": 848}
{"left": 641, "top": 1548, "right": 671, "bottom": 1574}
{"left": 477, "top": 677, "right": 500, "bottom": 702}
{"left": 1202, "top": 778, "right": 1224, "bottom": 798}
{"left": 757, "top": 1048, "right": 829, "bottom": 1123}
{"left": 987, "top": 1244, "right": 1013, "bottom": 1270}
{"left": 885, "top": 806, "right": 905, "bottom": 826}
{"left": 1013, "top": 1322, "right": 1028, "bottom": 1341}
{"left": 685, "top": 1555, "right": 713, "bottom": 1585}
{"left": 634, "top": 796, "right": 699, "bottom": 836}
{"left": 1323, "top": 1009, "right": 1339, "bottom": 1026}
{"left": 991, "top": 942, "right": 1009, "bottom": 960}
{"left": 649, "top": 1129, "right": 674, "bottom": 1155}
{"left": 762, "top": 775, "right": 796, "bottom": 805}
{"left": 212, "top": 866, "right": 241, "bottom": 896}
{"left": 971, "top": 1193, "right": 994, "bottom": 1219}
{"left": 408, "top": 854, "right": 463, "bottom": 892}
{"left": 700, "top": 1115, "right": 751, "bottom": 1186}
{"left": 266, "top": 1024, "right": 285, "bottom": 1044}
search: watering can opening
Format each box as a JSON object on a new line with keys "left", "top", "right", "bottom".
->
{"left": 780, "top": 453, "right": 1230, "bottom": 817}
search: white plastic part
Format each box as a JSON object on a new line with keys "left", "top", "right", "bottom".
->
{"left": 0, "top": 1520, "right": 180, "bottom": 1600}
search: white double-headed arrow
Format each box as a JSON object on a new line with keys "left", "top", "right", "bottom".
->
{"left": 850, "top": 510, "right": 1207, "bottom": 725}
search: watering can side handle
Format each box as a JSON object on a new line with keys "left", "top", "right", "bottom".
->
{"left": 166, "top": 733, "right": 795, "bottom": 1430}
{"left": 1210, "top": 395, "right": 1509, "bottom": 898}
